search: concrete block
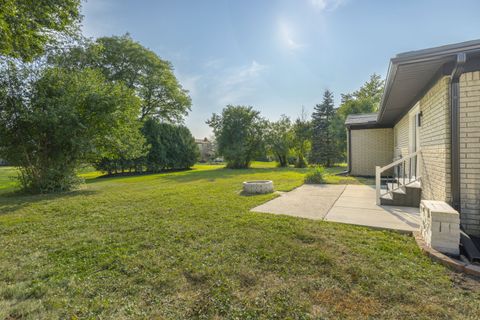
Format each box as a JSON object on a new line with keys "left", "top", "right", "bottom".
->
{"left": 420, "top": 200, "right": 460, "bottom": 255}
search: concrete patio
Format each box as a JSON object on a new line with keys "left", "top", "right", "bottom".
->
{"left": 252, "top": 184, "right": 420, "bottom": 232}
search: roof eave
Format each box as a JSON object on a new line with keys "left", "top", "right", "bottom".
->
{"left": 377, "top": 40, "right": 480, "bottom": 125}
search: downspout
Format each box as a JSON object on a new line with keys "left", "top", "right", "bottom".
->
{"left": 450, "top": 53, "right": 466, "bottom": 211}
{"left": 347, "top": 127, "right": 352, "bottom": 174}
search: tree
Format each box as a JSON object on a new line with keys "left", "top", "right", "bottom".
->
{"left": 0, "top": 63, "right": 144, "bottom": 192}
{"left": 332, "top": 74, "right": 385, "bottom": 160}
{"left": 310, "top": 90, "right": 337, "bottom": 166}
{"left": 348, "top": 73, "right": 384, "bottom": 104}
{"left": 291, "top": 108, "right": 312, "bottom": 168}
{"left": 265, "top": 115, "right": 292, "bottom": 167}
{"left": 141, "top": 119, "right": 198, "bottom": 172}
{"left": 0, "top": 0, "right": 81, "bottom": 61}
{"left": 207, "top": 105, "right": 265, "bottom": 169}
{"left": 53, "top": 34, "right": 192, "bottom": 123}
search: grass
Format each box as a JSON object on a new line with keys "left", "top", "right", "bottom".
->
{"left": 0, "top": 163, "right": 479, "bottom": 319}
{"left": 0, "top": 166, "right": 19, "bottom": 193}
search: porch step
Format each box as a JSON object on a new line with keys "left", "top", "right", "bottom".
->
{"left": 380, "top": 181, "right": 422, "bottom": 207}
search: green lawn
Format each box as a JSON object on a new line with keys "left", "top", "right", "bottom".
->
{"left": 0, "top": 163, "right": 478, "bottom": 319}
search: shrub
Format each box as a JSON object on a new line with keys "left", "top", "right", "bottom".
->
{"left": 265, "top": 115, "right": 293, "bottom": 167}
{"left": 142, "top": 119, "right": 199, "bottom": 172}
{"left": 94, "top": 119, "right": 199, "bottom": 174}
{"left": 0, "top": 64, "right": 143, "bottom": 193}
{"left": 295, "top": 156, "right": 308, "bottom": 168}
{"left": 304, "top": 166, "right": 326, "bottom": 184}
{"left": 207, "top": 105, "right": 265, "bottom": 169}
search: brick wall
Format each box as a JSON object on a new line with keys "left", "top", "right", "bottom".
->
{"left": 418, "top": 77, "right": 451, "bottom": 204}
{"left": 459, "top": 71, "right": 480, "bottom": 236}
{"left": 394, "top": 113, "right": 409, "bottom": 158}
{"left": 350, "top": 128, "right": 393, "bottom": 176}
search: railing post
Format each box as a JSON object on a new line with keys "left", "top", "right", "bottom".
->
{"left": 375, "top": 166, "right": 381, "bottom": 205}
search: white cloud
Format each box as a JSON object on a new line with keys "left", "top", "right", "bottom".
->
{"left": 278, "top": 20, "right": 306, "bottom": 51}
{"left": 309, "top": 0, "right": 345, "bottom": 11}
{"left": 182, "top": 60, "right": 268, "bottom": 137}
{"left": 216, "top": 61, "right": 268, "bottom": 105}
{"left": 222, "top": 61, "right": 266, "bottom": 87}
{"left": 204, "top": 58, "right": 225, "bottom": 69}
{"left": 177, "top": 60, "right": 267, "bottom": 110}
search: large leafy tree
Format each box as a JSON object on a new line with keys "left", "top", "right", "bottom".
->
{"left": 0, "top": 63, "right": 144, "bottom": 192}
{"left": 331, "top": 74, "right": 385, "bottom": 160}
{"left": 266, "top": 115, "right": 292, "bottom": 167}
{"left": 0, "top": 0, "right": 81, "bottom": 61}
{"left": 310, "top": 90, "right": 337, "bottom": 167}
{"left": 54, "top": 34, "right": 192, "bottom": 123}
{"left": 207, "top": 105, "right": 265, "bottom": 169}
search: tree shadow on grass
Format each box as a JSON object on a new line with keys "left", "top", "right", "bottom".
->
{"left": 83, "top": 168, "right": 196, "bottom": 185}
{"left": 80, "top": 166, "right": 307, "bottom": 185}
{"left": 0, "top": 189, "right": 98, "bottom": 215}
{"left": 159, "top": 166, "right": 309, "bottom": 183}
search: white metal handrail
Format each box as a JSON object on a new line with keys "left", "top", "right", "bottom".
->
{"left": 375, "top": 149, "right": 421, "bottom": 205}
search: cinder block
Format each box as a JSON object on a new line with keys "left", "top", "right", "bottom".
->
{"left": 420, "top": 200, "right": 460, "bottom": 255}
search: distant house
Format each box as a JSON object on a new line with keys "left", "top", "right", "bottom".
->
{"left": 195, "top": 138, "right": 214, "bottom": 162}
{"left": 345, "top": 39, "right": 480, "bottom": 238}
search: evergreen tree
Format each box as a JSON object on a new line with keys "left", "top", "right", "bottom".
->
{"left": 331, "top": 74, "right": 385, "bottom": 160}
{"left": 309, "top": 90, "right": 337, "bottom": 167}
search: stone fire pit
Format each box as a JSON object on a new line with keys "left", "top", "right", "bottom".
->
{"left": 243, "top": 180, "right": 274, "bottom": 194}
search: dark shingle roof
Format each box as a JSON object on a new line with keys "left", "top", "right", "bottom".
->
{"left": 345, "top": 113, "right": 378, "bottom": 126}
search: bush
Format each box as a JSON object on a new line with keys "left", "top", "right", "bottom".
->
{"left": 304, "top": 166, "right": 326, "bottom": 184}
{"left": 295, "top": 156, "right": 308, "bottom": 168}
{"left": 0, "top": 64, "right": 143, "bottom": 193}
{"left": 207, "top": 105, "right": 265, "bottom": 169}
{"left": 94, "top": 119, "right": 199, "bottom": 174}
{"left": 142, "top": 119, "right": 199, "bottom": 172}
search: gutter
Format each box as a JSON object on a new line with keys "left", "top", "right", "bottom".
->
{"left": 450, "top": 53, "right": 466, "bottom": 211}
{"left": 347, "top": 127, "right": 352, "bottom": 173}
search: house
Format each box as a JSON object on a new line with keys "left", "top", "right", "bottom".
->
{"left": 345, "top": 40, "right": 480, "bottom": 239}
{"left": 195, "top": 138, "right": 214, "bottom": 162}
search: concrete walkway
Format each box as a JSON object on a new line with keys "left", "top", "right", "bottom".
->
{"left": 252, "top": 185, "right": 420, "bottom": 232}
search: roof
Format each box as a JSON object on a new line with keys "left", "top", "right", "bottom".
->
{"left": 378, "top": 39, "right": 480, "bottom": 126}
{"left": 345, "top": 113, "right": 378, "bottom": 127}
{"left": 195, "top": 138, "right": 209, "bottom": 144}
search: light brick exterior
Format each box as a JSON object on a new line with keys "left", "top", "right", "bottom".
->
{"left": 350, "top": 128, "right": 393, "bottom": 176}
{"left": 392, "top": 77, "right": 451, "bottom": 203}
{"left": 418, "top": 77, "right": 452, "bottom": 204}
{"left": 394, "top": 113, "right": 409, "bottom": 159}
{"left": 391, "top": 73, "right": 480, "bottom": 236}
{"left": 348, "top": 72, "right": 480, "bottom": 235}
{"left": 459, "top": 71, "right": 480, "bottom": 235}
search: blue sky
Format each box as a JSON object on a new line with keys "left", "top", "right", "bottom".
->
{"left": 81, "top": 0, "right": 480, "bottom": 138}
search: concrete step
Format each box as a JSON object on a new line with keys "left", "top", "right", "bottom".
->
{"left": 406, "top": 181, "right": 421, "bottom": 189}
{"left": 380, "top": 180, "right": 422, "bottom": 207}
{"left": 386, "top": 180, "right": 421, "bottom": 191}
{"left": 380, "top": 193, "right": 395, "bottom": 206}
